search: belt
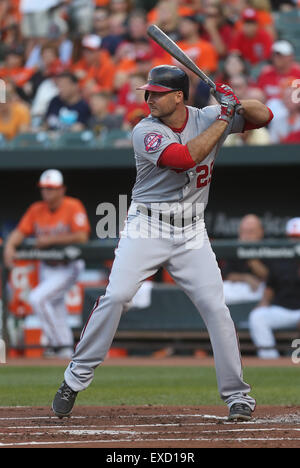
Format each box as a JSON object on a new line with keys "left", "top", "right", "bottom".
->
{"left": 141, "top": 208, "right": 201, "bottom": 227}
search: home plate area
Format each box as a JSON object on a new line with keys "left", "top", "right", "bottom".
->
{"left": 0, "top": 406, "right": 300, "bottom": 448}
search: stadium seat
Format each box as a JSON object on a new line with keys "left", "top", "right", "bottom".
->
{"left": 54, "top": 130, "right": 96, "bottom": 148}
{"left": 274, "top": 10, "right": 300, "bottom": 41}
{"left": 98, "top": 129, "right": 132, "bottom": 148}
{"left": 9, "top": 132, "right": 50, "bottom": 149}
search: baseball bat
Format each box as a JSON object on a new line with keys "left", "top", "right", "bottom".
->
{"left": 147, "top": 24, "right": 243, "bottom": 113}
{"left": 147, "top": 24, "right": 216, "bottom": 91}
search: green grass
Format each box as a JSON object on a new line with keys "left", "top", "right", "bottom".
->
{"left": 0, "top": 366, "right": 299, "bottom": 407}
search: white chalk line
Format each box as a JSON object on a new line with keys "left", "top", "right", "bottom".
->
{"left": 0, "top": 413, "right": 227, "bottom": 421}
{"left": 1, "top": 425, "right": 300, "bottom": 435}
{"left": 1, "top": 413, "right": 300, "bottom": 447}
{"left": 1, "top": 426, "right": 300, "bottom": 436}
{"left": 1, "top": 437, "right": 300, "bottom": 447}
{"left": 1, "top": 413, "right": 298, "bottom": 423}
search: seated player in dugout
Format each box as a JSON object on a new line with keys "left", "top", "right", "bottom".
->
{"left": 3, "top": 170, "right": 91, "bottom": 358}
{"left": 52, "top": 65, "right": 273, "bottom": 422}
{"left": 222, "top": 214, "right": 270, "bottom": 305}
{"left": 249, "top": 217, "right": 300, "bottom": 359}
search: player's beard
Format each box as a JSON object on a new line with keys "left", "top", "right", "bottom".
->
{"left": 149, "top": 102, "right": 177, "bottom": 120}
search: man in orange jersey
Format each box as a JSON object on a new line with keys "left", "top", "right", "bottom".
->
{"left": 4, "top": 169, "right": 91, "bottom": 358}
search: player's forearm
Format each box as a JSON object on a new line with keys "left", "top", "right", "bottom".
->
{"left": 240, "top": 100, "right": 272, "bottom": 127}
{"left": 187, "top": 120, "right": 228, "bottom": 164}
{"left": 5, "top": 229, "right": 24, "bottom": 249}
{"left": 257, "top": 287, "right": 274, "bottom": 307}
{"left": 36, "top": 231, "right": 89, "bottom": 247}
{"left": 3, "top": 230, "right": 25, "bottom": 268}
{"left": 247, "top": 259, "right": 269, "bottom": 281}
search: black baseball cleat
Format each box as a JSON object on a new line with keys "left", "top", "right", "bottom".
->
{"left": 52, "top": 381, "right": 78, "bottom": 418}
{"left": 228, "top": 403, "right": 252, "bottom": 421}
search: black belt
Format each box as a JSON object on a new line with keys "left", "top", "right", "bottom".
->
{"left": 141, "top": 208, "right": 200, "bottom": 227}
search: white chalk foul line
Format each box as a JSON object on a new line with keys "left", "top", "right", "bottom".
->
{"left": 1, "top": 426, "right": 300, "bottom": 438}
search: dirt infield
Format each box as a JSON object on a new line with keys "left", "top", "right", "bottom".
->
{"left": 0, "top": 405, "right": 300, "bottom": 448}
{"left": 1, "top": 356, "right": 299, "bottom": 448}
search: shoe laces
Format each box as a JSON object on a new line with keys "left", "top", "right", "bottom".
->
{"left": 232, "top": 403, "right": 248, "bottom": 411}
{"left": 60, "top": 383, "right": 75, "bottom": 401}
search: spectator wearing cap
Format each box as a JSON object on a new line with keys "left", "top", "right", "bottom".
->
{"left": 3, "top": 169, "right": 90, "bottom": 358}
{"left": 249, "top": 218, "right": 300, "bottom": 359}
{"left": 71, "top": 34, "right": 116, "bottom": 91}
{"left": 44, "top": 72, "right": 91, "bottom": 131}
{"left": 0, "top": 81, "right": 31, "bottom": 140}
{"left": 257, "top": 41, "right": 300, "bottom": 101}
{"left": 229, "top": 7, "right": 273, "bottom": 65}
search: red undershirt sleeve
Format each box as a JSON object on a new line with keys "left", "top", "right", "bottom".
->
{"left": 157, "top": 143, "right": 196, "bottom": 170}
{"left": 243, "top": 107, "right": 274, "bottom": 132}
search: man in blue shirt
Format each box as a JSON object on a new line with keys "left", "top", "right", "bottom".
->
{"left": 45, "top": 72, "right": 91, "bottom": 131}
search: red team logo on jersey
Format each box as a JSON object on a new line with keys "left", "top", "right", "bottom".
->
{"left": 144, "top": 133, "right": 163, "bottom": 152}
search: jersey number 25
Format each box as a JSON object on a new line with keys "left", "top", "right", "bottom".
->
{"left": 196, "top": 161, "right": 214, "bottom": 188}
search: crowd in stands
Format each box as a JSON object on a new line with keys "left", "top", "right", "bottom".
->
{"left": 0, "top": 0, "right": 299, "bottom": 145}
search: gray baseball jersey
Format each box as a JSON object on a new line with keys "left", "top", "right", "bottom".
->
{"left": 131, "top": 105, "right": 244, "bottom": 207}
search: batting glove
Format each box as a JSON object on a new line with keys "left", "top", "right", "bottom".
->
{"left": 214, "top": 83, "right": 241, "bottom": 109}
{"left": 217, "top": 103, "right": 235, "bottom": 123}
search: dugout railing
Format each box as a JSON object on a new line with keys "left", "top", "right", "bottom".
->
{"left": 0, "top": 238, "right": 299, "bottom": 356}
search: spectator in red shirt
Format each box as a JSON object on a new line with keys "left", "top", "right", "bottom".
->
{"left": 116, "top": 73, "right": 150, "bottom": 128}
{"left": 257, "top": 40, "right": 300, "bottom": 101}
{"left": 229, "top": 8, "right": 273, "bottom": 65}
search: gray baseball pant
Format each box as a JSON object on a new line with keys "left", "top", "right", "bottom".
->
{"left": 64, "top": 216, "right": 255, "bottom": 410}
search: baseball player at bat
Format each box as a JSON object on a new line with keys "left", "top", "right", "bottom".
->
{"left": 52, "top": 65, "right": 273, "bottom": 421}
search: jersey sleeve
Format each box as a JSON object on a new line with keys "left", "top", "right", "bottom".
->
{"left": 132, "top": 124, "right": 178, "bottom": 166}
{"left": 70, "top": 200, "right": 91, "bottom": 233}
{"left": 228, "top": 111, "right": 245, "bottom": 134}
{"left": 203, "top": 104, "right": 245, "bottom": 134}
{"left": 17, "top": 205, "right": 36, "bottom": 237}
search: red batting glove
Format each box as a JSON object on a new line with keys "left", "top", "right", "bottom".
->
{"left": 214, "top": 83, "right": 241, "bottom": 108}
{"left": 217, "top": 103, "right": 235, "bottom": 123}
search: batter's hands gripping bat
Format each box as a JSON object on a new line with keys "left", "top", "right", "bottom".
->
{"left": 147, "top": 24, "right": 243, "bottom": 114}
